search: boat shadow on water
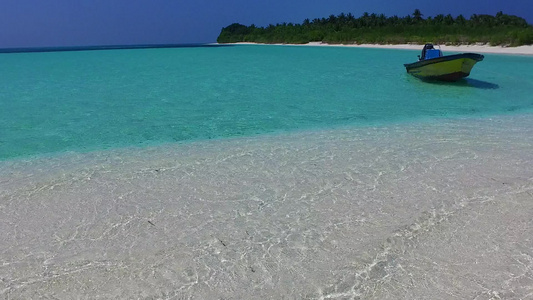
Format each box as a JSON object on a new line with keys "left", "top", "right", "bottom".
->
{"left": 419, "top": 78, "right": 500, "bottom": 90}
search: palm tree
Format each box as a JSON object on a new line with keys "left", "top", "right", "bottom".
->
{"left": 413, "top": 9, "right": 423, "bottom": 22}
{"left": 434, "top": 14, "right": 445, "bottom": 25}
{"left": 455, "top": 14, "right": 466, "bottom": 25}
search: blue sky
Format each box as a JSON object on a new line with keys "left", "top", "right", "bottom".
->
{"left": 0, "top": 0, "right": 531, "bottom": 48}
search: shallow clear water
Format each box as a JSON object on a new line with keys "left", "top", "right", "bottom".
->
{"left": 2, "top": 45, "right": 533, "bottom": 299}
{"left": 2, "top": 114, "right": 533, "bottom": 299}
{"left": 1, "top": 45, "right": 532, "bottom": 160}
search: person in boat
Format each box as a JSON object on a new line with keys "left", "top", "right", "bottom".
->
{"left": 419, "top": 43, "right": 442, "bottom": 60}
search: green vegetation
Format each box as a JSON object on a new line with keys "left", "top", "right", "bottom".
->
{"left": 217, "top": 10, "right": 533, "bottom": 46}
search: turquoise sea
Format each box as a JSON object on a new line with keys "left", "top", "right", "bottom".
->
{"left": 1, "top": 44, "right": 532, "bottom": 161}
{"left": 2, "top": 44, "right": 533, "bottom": 299}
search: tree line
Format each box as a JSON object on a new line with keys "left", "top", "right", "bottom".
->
{"left": 217, "top": 10, "right": 533, "bottom": 46}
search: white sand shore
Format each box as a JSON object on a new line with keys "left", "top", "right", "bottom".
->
{"left": 230, "top": 42, "right": 533, "bottom": 55}
{"left": 2, "top": 114, "right": 533, "bottom": 298}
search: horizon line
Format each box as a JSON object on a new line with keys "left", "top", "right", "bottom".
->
{"left": 0, "top": 42, "right": 227, "bottom": 54}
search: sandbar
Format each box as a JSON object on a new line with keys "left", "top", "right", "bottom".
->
{"left": 1, "top": 114, "right": 533, "bottom": 298}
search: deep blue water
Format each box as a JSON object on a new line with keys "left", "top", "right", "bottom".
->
{"left": 1, "top": 45, "right": 532, "bottom": 160}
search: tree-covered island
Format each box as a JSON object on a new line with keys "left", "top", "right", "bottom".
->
{"left": 217, "top": 10, "right": 533, "bottom": 46}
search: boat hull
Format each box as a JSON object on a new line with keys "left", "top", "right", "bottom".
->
{"left": 404, "top": 53, "right": 484, "bottom": 81}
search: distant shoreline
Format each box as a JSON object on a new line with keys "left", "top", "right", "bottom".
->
{"left": 225, "top": 42, "right": 533, "bottom": 55}
{"left": 3, "top": 42, "right": 531, "bottom": 55}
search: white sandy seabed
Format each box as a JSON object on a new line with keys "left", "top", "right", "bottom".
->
{"left": 1, "top": 114, "right": 533, "bottom": 299}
